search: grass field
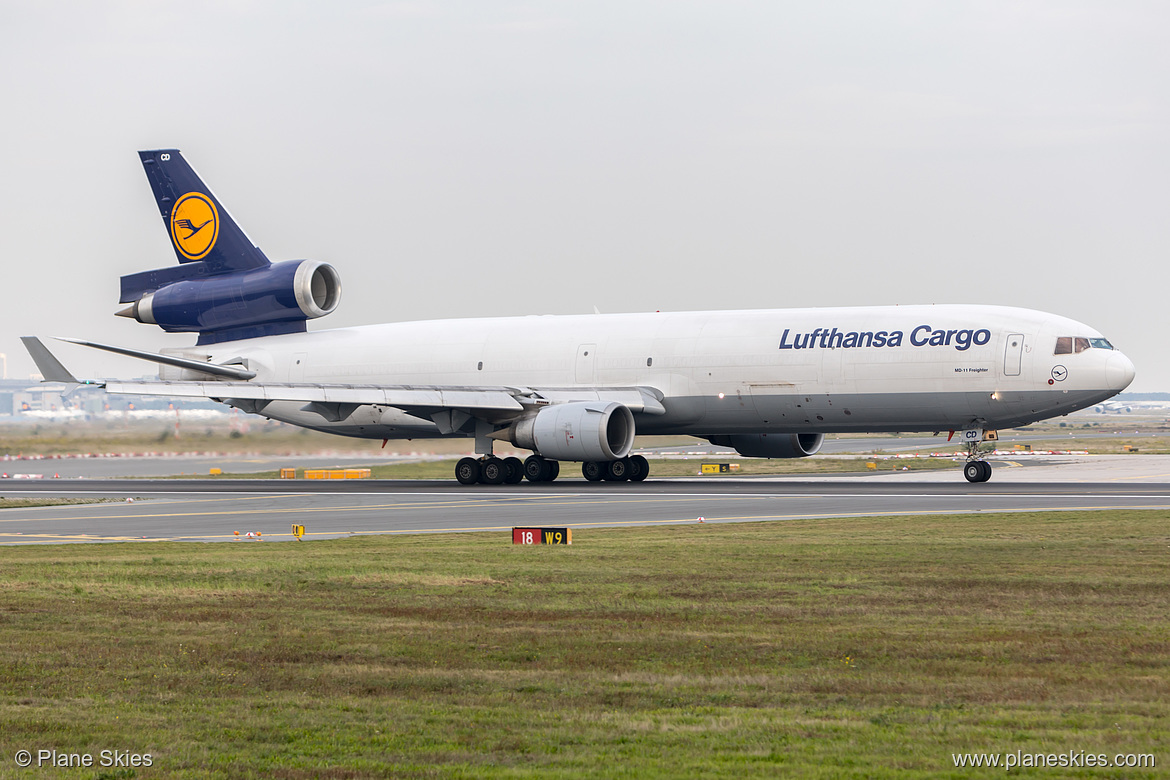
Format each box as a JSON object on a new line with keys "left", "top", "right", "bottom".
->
{"left": 0, "top": 511, "right": 1166, "bottom": 777}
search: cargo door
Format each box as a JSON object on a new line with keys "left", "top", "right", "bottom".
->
{"left": 1003, "top": 334, "right": 1024, "bottom": 377}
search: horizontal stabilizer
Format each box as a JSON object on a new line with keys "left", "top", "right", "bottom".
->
{"left": 54, "top": 338, "right": 257, "bottom": 380}
{"left": 21, "top": 337, "right": 80, "bottom": 384}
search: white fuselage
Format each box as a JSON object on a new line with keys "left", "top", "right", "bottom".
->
{"left": 182, "top": 304, "right": 1134, "bottom": 441}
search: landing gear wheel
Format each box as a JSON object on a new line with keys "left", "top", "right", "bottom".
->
{"left": 604, "top": 458, "right": 630, "bottom": 481}
{"left": 503, "top": 457, "right": 524, "bottom": 484}
{"left": 480, "top": 457, "right": 506, "bottom": 485}
{"left": 455, "top": 457, "right": 481, "bottom": 485}
{"left": 523, "top": 456, "right": 559, "bottom": 482}
{"left": 627, "top": 454, "right": 649, "bottom": 482}
{"left": 582, "top": 461, "right": 604, "bottom": 482}
{"left": 963, "top": 461, "right": 992, "bottom": 483}
{"left": 523, "top": 455, "right": 549, "bottom": 482}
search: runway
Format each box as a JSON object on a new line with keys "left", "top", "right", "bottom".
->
{"left": 2, "top": 456, "right": 1168, "bottom": 545}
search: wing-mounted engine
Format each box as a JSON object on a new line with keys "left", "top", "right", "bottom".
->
{"left": 706, "top": 433, "right": 824, "bottom": 458}
{"left": 501, "top": 401, "right": 635, "bottom": 462}
{"left": 117, "top": 259, "right": 341, "bottom": 344}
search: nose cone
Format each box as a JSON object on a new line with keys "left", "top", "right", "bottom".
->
{"left": 1107, "top": 351, "right": 1136, "bottom": 391}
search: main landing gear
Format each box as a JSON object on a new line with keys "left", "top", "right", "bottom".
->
{"left": 455, "top": 455, "right": 560, "bottom": 484}
{"left": 455, "top": 456, "right": 526, "bottom": 485}
{"left": 581, "top": 455, "right": 649, "bottom": 483}
{"left": 522, "top": 455, "right": 560, "bottom": 483}
{"left": 454, "top": 454, "right": 650, "bottom": 484}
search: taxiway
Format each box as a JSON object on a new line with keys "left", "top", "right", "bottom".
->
{"left": 1, "top": 455, "right": 1167, "bottom": 545}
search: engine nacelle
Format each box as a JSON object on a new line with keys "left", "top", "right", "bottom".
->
{"left": 506, "top": 402, "right": 635, "bottom": 462}
{"left": 121, "top": 259, "right": 341, "bottom": 341}
{"left": 707, "top": 433, "right": 824, "bottom": 458}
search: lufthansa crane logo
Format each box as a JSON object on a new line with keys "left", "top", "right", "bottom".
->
{"left": 170, "top": 192, "right": 219, "bottom": 260}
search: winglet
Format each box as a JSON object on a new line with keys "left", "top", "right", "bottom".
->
{"left": 21, "top": 336, "right": 80, "bottom": 384}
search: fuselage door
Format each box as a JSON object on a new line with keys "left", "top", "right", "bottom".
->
{"left": 575, "top": 344, "right": 597, "bottom": 384}
{"left": 1003, "top": 334, "right": 1024, "bottom": 377}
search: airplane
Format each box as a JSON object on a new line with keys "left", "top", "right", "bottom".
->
{"left": 23, "top": 149, "right": 1135, "bottom": 484}
{"left": 1093, "top": 401, "right": 1133, "bottom": 414}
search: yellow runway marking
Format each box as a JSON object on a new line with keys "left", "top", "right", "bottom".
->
{"left": 0, "top": 533, "right": 155, "bottom": 543}
{"left": 687, "top": 504, "right": 1170, "bottom": 523}
{"left": 2, "top": 501, "right": 1167, "bottom": 545}
{"left": 0, "top": 493, "right": 766, "bottom": 524}
{"left": 4, "top": 489, "right": 1169, "bottom": 527}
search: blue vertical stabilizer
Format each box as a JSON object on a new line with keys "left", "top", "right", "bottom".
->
{"left": 138, "top": 149, "right": 270, "bottom": 273}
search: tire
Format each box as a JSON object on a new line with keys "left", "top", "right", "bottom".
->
{"left": 547, "top": 461, "right": 560, "bottom": 481}
{"left": 628, "top": 454, "right": 649, "bottom": 482}
{"left": 480, "top": 457, "right": 506, "bottom": 485}
{"left": 978, "top": 461, "right": 993, "bottom": 483}
{"left": 524, "top": 455, "right": 550, "bottom": 482}
{"left": 963, "top": 461, "right": 982, "bottom": 483}
{"left": 604, "top": 458, "right": 629, "bottom": 481}
{"left": 456, "top": 457, "right": 481, "bottom": 485}
{"left": 582, "top": 461, "right": 604, "bottom": 482}
{"left": 503, "top": 457, "right": 524, "bottom": 484}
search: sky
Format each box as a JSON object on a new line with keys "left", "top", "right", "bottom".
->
{"left": 0, "top": 1, "right": 1166, "bottom": 390}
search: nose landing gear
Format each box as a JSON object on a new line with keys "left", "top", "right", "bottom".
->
{"left": 963, "top": 459, "right": 992, "bottom": 483}
{"left": 954, "top": 428, "right": 995, "bottom": 483}
{"left": 962, "top": 440, "right": 992, "bottom": 483}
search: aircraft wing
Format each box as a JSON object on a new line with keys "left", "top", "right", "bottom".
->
{"left": 24, "top": 337, "right": 667, "bottom": 424}
{"left": 104, "top": 380, "right": 526, "bottom": 413}
{"left": 103, "top": 380, "right": 667, "bottom": 418}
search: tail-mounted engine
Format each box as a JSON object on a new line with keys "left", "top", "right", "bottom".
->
{"left": 118, "top": 259, "right": 341, "bottom": 344}
{"left": 120, "top": 149, "right": 343, "bottom": 345}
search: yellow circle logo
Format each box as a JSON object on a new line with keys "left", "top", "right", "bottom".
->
{"left": 170, "top": 192, "right": 219, "bottom": 260}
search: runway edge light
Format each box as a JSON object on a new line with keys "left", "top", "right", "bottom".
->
{"left": 512, "top": 527, "right": 571, "bottom": 545}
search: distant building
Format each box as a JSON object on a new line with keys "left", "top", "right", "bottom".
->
{"left": 0, "top": 378, "right": 225, "bottom": 419}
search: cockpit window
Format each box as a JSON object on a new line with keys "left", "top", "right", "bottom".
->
{"left": 1055, "top": 336, "right": 1114, "bottom": 354}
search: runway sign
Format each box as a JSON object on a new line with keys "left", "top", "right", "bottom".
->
{"left": 701, "top": 463, "right": 731, "bottom": 474}
{"left": 291, "top": 524, "right": 305, "bottom": 540}
{"left": 513, "top": 527, "right": 572, "bottom": 545}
